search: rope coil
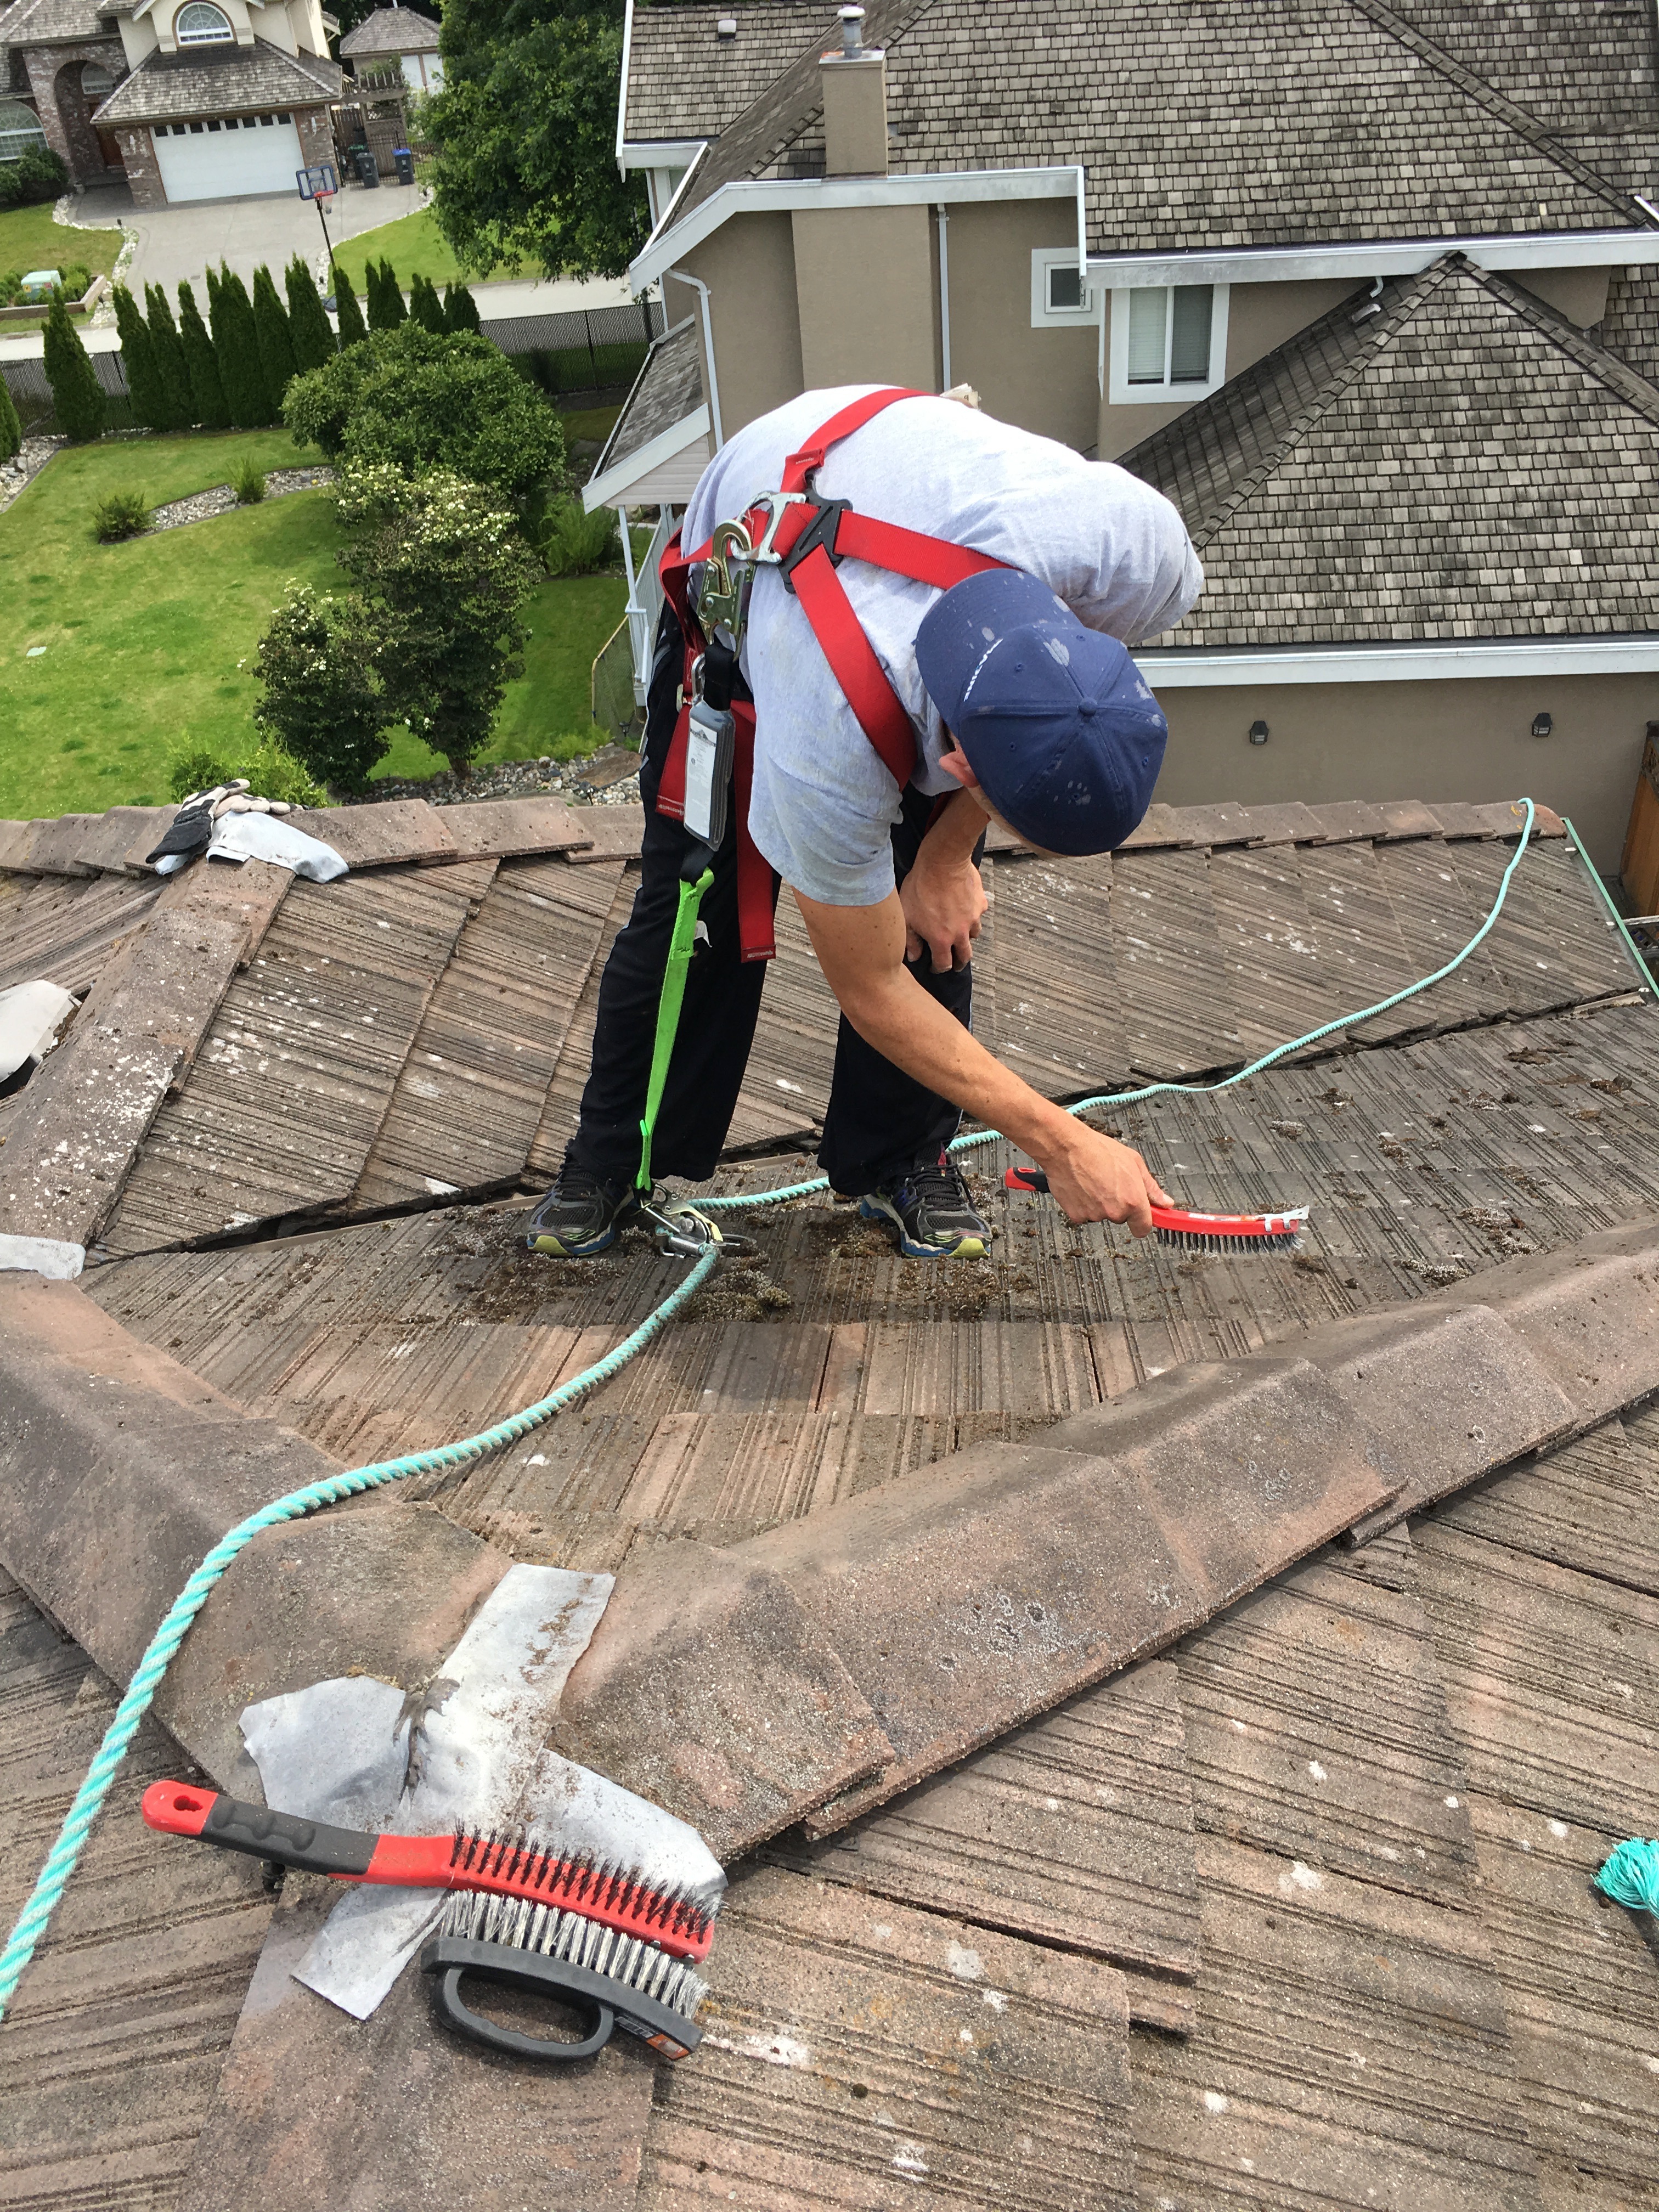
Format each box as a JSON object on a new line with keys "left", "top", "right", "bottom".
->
{"left": 0, "top": 800, "right": 1543, "bottom": 2020}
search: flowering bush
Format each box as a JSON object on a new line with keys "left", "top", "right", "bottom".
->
{"left": 250, "top": 583, "right": 393, "bottom": 793}
{"left": 335, "top": 462, "right": 543, "bottom": 775}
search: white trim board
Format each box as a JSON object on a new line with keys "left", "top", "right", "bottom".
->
{"left": 1135, "top": 638, "right": 1659, "bottom": 686}
{"left": 631, "top": 165, "right": 1083, "bottom": 289}
{"left": 1089, "top": 227, "right": 1659, "bottom": 290}
{"left": 583, "top": 402, "right": 711, "bottom": 511}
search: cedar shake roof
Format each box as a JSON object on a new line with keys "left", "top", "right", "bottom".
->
{"left": 0, "top": 0, "right": 111, "bottom": 42}
{"left": 594, "top": 314, "right": 706, "bottom": 475}
{"left": 622, "top": 0, "right": 840, "bottom": 144}
{"left": 1122, "top": 253, "right": 1659, "bottom": 648}
{"left": 1598, "top": 259, "right": 1659, "bottom": 386}
{"left": 657, "top": 0, "right": 1656, "bottom": 249}
{"left": 337, "top": 3, "right": 439, "bottom": 59}
{"left": 91, "top": 34, "right": 341, "bottom": 123}
{"left": 3, "top": 788, "right": 1659, "bottom": 2204}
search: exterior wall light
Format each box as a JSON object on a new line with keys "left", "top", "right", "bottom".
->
{"left": 1532, "top": 712, "right": 1553, "bottom": 738}
{"left": 1248, "top": 719, "right": 1269, "bottom": 746}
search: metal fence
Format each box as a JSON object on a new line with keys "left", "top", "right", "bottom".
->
{"left": 2, "top": 347, "right": 133, "bottom": 436}
{"left": 0, "top": 297, "right": 662, "bottom": 434}
{"left": 487, "top": 298, "right": 665, "bottom": 396}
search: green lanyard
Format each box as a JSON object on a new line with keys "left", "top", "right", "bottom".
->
{"left": 636, "top": 864, "right": 715, "bottom": 1193}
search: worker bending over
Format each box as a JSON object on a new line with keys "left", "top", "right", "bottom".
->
{"left": 527, "top": 384, "right": 1202, "bottom": 1262}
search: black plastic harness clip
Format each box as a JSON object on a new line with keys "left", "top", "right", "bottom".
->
{"left": 780, "top": 478, "right": 852, "bottom": 596}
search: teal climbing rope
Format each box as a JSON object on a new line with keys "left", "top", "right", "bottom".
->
{"left": 700, "top": 796, "right": 1539, "bottom": 1209}
{"left": 1596, "top": 1837, "right": 1659, "bottom": 1917}
{"left": 0, "top": 798, "right": 1544, "bottom": 2021}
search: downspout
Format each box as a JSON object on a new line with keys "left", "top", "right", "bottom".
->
{"left": 616, "top": 0, "right": 634, "bottom": 176}
{"left": 935, "top": 205, "right": 951, "bottom": 391}
{"left": 669, "top": 266, "right": 724, "bottom": 449}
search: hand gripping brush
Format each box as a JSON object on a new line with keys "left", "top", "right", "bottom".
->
{"left": 1003, "top": 1166, "right": 1308, "bottom": 1253}
{"left": 142, "top": 1779, "right": 719, "bottom": 2063}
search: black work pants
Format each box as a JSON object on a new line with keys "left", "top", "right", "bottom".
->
{"left": 567, "top": 606, "right": 978, "bottom": 1195}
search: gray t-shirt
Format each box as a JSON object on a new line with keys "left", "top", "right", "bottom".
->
{"left": 681, "top": 386, "right": 1203, "bottom": 907}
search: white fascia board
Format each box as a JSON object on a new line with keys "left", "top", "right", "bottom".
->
{"left": 615, "top": 0, "right": 633, "bottom": 171}
{"left": 583, "top": 403, "right": 711, "bottom": 512}
{"left": 1136, "top": 637, "right": 1659, "bottom": 686}
{"left": 631, "top": 165, "right": 1082, "bottom": 291}
{"left": 621, "top": 138, "right": 709, "bottom": 170}
{"left": 1090, "top": 227, "right": 1659, "bottom": 290}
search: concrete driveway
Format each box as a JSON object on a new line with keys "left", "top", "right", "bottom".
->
{"left": 71, "top": 176, "right": 435, "bottom": 297}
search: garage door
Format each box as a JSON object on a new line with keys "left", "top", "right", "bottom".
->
{"left": 151, "top": 115, "right": 304, "bottom": 202}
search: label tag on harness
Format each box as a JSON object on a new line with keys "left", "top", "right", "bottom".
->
{"left": 683, "top": 699, "right": 735, "bottom": 848}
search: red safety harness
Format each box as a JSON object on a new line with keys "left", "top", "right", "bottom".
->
{"left": 656, "top": 386, "right": 1008, "bottom": 962}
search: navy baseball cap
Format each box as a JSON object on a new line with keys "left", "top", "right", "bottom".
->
{"left": 915, "top": 568, "right": 1166, "bottom": 856}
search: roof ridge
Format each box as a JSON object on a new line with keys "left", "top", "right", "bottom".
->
{"left": 1464, "top": 258, "right": 1659, "bottom": 431}
{"left": 1346, "top": 0, "right": 1650, "bottom": 227}
{"left": 1173, "top": 258, "right": 1458, "bottom": 548}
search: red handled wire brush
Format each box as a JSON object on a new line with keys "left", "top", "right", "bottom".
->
{"left": 1003, "top": 1166, "right": 1308, "bottom": 1252}
{"left": 143, "top": 1779, "right": 718, "bottom": 2062}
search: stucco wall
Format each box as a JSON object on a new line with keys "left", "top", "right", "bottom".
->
{"left": 792, "top": 202, "right": 936, "bottom": 394}
{"left": 1098, "top": 278, "right": 1365, "bottom": 460}
{"left": 670, "top": 211, "right": 803, "bottom": 441}
{"left": 1149, "top": 671, "right": 1656, "bottom": 869}
{"left": 946, "top": 196, "right": 1095, "bottom": 449}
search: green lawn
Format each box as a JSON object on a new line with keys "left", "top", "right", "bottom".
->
{"left": 0, "top": 200, "right": 125, "bottom": 287}
{"left": 330, "top": 204, "right": 535, "bottom": 296}
{"left": 0, "top": 430, "right": 629, "bottom": 816}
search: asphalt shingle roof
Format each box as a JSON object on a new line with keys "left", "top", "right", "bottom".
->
{"left": 1598, "top": 261, "right": 1659, "bottom": 387}
{"left": 92, "top": 35, "right": 341, "bottom": 121}
{"left": 623, "top": 0, "right": 839, "bottom": 144}
{"left": 338, "top": 4, "right": 439, "bottom": 58}
{"left": 1123, "top": 253, "right": 1659, "bottom": 647}
{"left": 661, "top": 0, "right": 1653, "bottom": 249}
{"left": 1391, "top": 0, "right": 1657, "bottom": 135}
{"left": 597, "top": 315, "right": 706, "bottom": 473}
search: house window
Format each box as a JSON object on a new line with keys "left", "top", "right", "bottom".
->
{"left": 0, "top": 97, "right": 49, "bottom": 162}
{"left": 1108, "top": 283, "right": 1229, "bottom": 404}
{"left": 176, "top": 2, "right": 234, "bottom": 45}
{"left": 1030, "top": 246, "right": 1096, "bottom": 326}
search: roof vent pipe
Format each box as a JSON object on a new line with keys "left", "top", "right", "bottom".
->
{"left": 821, "top": 7, "right": 888, "bottom": 177}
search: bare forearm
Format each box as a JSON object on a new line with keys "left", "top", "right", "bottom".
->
{"left": 840, "top": 962, "right": 1077, "bottom": 1156}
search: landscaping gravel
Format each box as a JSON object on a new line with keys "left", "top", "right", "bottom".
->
{"left": 345, "top": 742, "right": 642, "bottom": 809}
{"left": 0, "top": 434, "right": 65, "bottom": 517}
{"left": 145, "top": 465, "right": 335, "bottom": 534}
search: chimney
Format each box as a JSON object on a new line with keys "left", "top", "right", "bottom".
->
{"left": 820, "top": 5, "right": 888, "bottom": 178}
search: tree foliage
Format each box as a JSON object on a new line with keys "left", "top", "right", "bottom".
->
{"left": 111, "top": 283, "right": 170, "bottom": 433}
{"left": 210, "top": 264, "right": 274, "bottom": 428}
{"left": 43, "top": 295, "right": 105, "bottom": 443}
{"left": 251, "top": 263, "right": 298, "bottom": 414}
{"left": 409, "top": 270, "right": 448, "bottom": 334}
{"left": 0, "top": 368, "right": 20, "bottom": 462}
{"left": 177, "top": 280, "right": 229, "bottom": 430}
{"left": 281, "top": 323, "right": 565, "bottom": 501}
{"left": 330, "top": 263, "right": 370, "bottom": 348}
{"left": 424, "top": 0, "right": 647, "bottom": 281}
{"left": 145, "top": 283, "right": 195, "bottom": 429}
{"left": 285, "top": 254, "right": 336, "bottom": 374}
{"left": 366, "top": 258, "right": 407, "bottom": 330}
{"left": 443, "top": 280, "right": 481, "bottom": 335}
{"left": 251, "top": 584, "right": 393, "bottom": 792}
{"left": 335, "top": 461, "right": 543, "bottom": 774}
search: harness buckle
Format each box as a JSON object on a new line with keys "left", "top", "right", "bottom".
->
{"left": 698, "top": 518, "right": 752, "bottom": 644}
{"left": 746, "top": 490, "right": 808, "bottom": 565}
{"left": 778, "top": 478, "right": 853, "bottom": 597}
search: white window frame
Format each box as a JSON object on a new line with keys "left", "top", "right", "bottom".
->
{"left": 1107, "top": 281, "right": 1229, "bottom": 404}
{"left": 1030, "top": 245, "right": 1097, "bottom": 326}
{"left": 175, "top": 2, "right": 234, "bottom": 46}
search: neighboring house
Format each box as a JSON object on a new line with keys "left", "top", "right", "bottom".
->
{"left": 0, "top": 0, "right": 341, "bottom": 203}
{"left": 593, "top": 0, "right": 1659, "bottom": 871}
{"left": 337, "top": 2, "right": 439, "bottom": 92}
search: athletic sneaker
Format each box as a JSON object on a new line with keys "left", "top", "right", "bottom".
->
{"left": 525, "top": 1159, "right": 640, "bottom": 1257}
{"left": 860, "top": 1155, "right": 991, "bottom": 1259}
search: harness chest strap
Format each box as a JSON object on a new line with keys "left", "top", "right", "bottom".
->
{"left": 657, "top": 386, "right": 1008, "bottom": 962}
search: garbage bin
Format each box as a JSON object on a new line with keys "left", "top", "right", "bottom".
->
{"left": 354, "top": 146, "right": 379, "bottom": 187}
{"left": 393, "top": 146, "right": 415, "bottom": 186}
